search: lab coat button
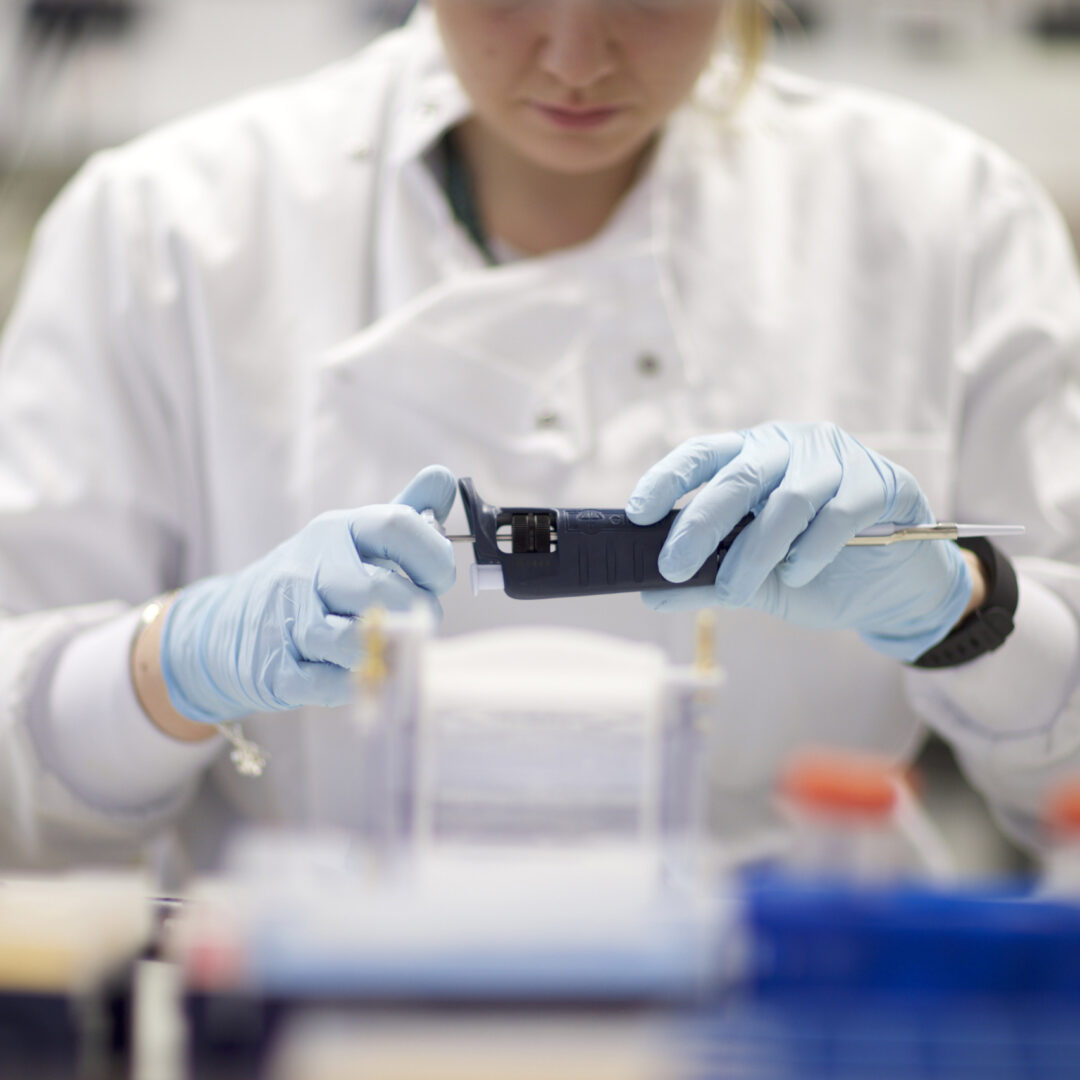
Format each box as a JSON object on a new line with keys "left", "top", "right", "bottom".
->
{"left": 535, "top": 411, "right": 561, "bottom": 430}
{"left": 637, "top": 353, "right": 662, "bottom": 376}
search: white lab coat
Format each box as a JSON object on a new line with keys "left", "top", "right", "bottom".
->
{"left": 2, "top": 9, "right": 1080, "bottom": 873}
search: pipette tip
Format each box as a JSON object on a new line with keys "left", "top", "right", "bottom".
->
{"left": 955, "top": 524, "right": 1026, "bottom": 539}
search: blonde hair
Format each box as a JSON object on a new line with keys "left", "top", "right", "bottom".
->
{"left": 728, "top": 0, "right": 771, "bottom": 101}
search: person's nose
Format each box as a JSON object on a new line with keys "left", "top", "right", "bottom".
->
{"left": 538, "top": 0, "right": 618, "bottom": 93}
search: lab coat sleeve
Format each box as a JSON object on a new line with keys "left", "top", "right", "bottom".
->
{"left": 904, "top": 148, "right": 1080, "bottom": 853}
{"left": 0, "top": 153, "right": 218, "bottom": 865}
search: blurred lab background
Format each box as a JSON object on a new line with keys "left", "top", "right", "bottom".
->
{"left": 2, "top": 0, "right": 1079, "bottom": 878}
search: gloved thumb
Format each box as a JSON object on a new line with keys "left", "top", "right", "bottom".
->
{"left": 393, "top": 465, "right": 457, "bottom": 524}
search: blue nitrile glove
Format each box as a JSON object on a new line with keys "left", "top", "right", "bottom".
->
{"left": 161, "top": 466, "right": 457, "bottom": 722}
{"left": 626, "top": 423, "right": 973, "bottom": 661}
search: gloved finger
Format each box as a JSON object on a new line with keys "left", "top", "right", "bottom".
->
{"left": 779, "top": 451, "right": 902, "bottom": 588}
{"left": 779, "top": 498, "right": 871, "bottom": 589}
{"left": 658, "top": 436, "right": 791, "bottom": 583}
{"left": 293, "top": 612, "right": 363, "bottom": 669}
{"left": 878, "top": 461, "right": 931, "bottom": 529}
{"left": 320, "top": 548, "right": 449, "bottom": 619}
{"left": 640, "top": 586, "right": 722, "bottom": 613}
{"left": 626, "top": 434, "right": 745, "bottom": 526}
{"left": 349, "top": 505, "right": 456, "bottom": 594}
{"left": 393, "top": 465, "right": 457, "bottom": 524}
{"left": 715, "top": 448, "right": 842, "bottom": 604}
{"left": 361, "top": 564, "right": 446, "bottom": 622}
{"left": 299, "top": 584, "right": 447, "bottom": 674}
{"left": 272, "top": 660, "right": 358, "bottom": 710}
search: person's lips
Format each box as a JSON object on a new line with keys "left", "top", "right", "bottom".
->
{"left": 531, "top": 101, "right": 623, "bottom": 130}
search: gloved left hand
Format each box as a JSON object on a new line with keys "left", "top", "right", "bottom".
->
{"left": 160, "top": 466, "right": 458, "bottom": 722}
{"left": 626, "top": 422, "right": 973, "bottom": 661}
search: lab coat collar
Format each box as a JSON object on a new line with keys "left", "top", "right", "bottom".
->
{"left": 385, "top": 6, "right": 474, "bottom": 167}
{"left": 336, "top": 5, "right": 471, "bottom": 163}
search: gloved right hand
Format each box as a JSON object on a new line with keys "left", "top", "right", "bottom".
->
{"left": 626, "top": 423, "right": 972, "bottom": 662}
{"left": 160, "top": 466, "right": 457, "bottom": 723}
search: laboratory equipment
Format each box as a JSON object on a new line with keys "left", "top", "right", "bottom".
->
{"left": 347, "top": 606, "right": 721, "bottom": 865}
{"left": 455, "top": 476, "right": 1023, "bottom": 599}
{"left": 776, "top": 750, "right": 954, "bottom": 882}
{"left": 690, "top": 752, "right": 1080, "bottom": 1079}
{"left": 457, "top": 477, "right": 753, "bottom": 598}
{"left": 1040, "top": 778, "right": 1080, "bottom": 895}
{"left": 165, "top": 594, "right": 1075, "bottom": 1079}
{"left": 175, "top": 834, "right": 732, "bottom": 1077}
{"left": 270, "top": 1014, "right": 682, "bottom": 1080}
{"left": 0, "top": 873, "right": 150, "bottom": 1079}
{"left": 174, "top": 613, "right": 729, "bottom": 1075}
{"left": 174, "top": 836, "right": 1080, "bottom": 1079}
{"left": 166, "top": 610, "right": 1080, "bottom": 1080}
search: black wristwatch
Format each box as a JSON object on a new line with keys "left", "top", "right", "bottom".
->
{"left": 911, "top": 538, "right": 1018, "bottom": 669}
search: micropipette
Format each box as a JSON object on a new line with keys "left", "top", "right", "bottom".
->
{"left": 435, "top": 479, "right": 1024, "bottom": 600}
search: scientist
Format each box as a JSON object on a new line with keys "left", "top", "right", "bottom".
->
{"left": 1, "top": 0, "right": 1079, "bottom": 871}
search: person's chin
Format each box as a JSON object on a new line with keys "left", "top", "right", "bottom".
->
{"left": 523, "top": 131, "right": 651, "bottom": 177}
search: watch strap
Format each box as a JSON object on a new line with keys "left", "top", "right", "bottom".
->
{"left": 911, "top": 538, "right": 1018, "bottom": 669}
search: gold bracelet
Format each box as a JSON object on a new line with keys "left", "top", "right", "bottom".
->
{"left": 134, "top": 593, "right": 174, "bottom": 638}
{"left": 130, "top": 592, "right": 177, "bottom": 679}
